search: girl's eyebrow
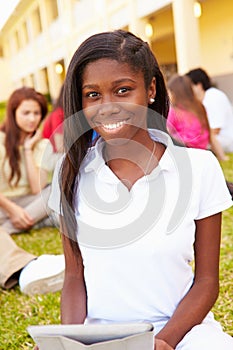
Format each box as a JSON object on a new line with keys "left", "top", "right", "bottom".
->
{"left": 82, "top": 84, "right": 98, "bottom": 90}
{"left": 82, "top": 78, "right": 137, "bottom": 90}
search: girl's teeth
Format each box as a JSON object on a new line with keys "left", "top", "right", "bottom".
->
{"left": 103, "top": 121, "right": 126, "bottom": 130}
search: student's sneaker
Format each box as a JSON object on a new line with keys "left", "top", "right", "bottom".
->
{"left": 19, "top": 254, "right": 65, "bottom": 296}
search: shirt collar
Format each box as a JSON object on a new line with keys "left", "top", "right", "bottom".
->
{"left": 148, "top": 129, "right": 177, "bottom": 172}
{"left": 83, "top": 129, "right": 179, "bottom": 174}
{"left": 82, "top": 138, "right": 106, "bottom": 173}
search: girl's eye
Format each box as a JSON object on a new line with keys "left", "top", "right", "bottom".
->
{"left": 86, "top": 91, "right": 99, "bottom": 98}
{"left": 117, "top": 87, "right": 130, "bottom": 95}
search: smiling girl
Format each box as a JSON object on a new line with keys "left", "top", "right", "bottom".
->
{"left": 48, "top": 30, "right": 233, "bottom": 349}
{"left": 0, "top": 87, "right": 54, "bottom": 233}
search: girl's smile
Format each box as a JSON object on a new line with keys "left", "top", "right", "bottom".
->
{"left": 101, "top": 119, "right": 127, "bottom": 131}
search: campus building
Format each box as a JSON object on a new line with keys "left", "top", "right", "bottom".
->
{"left": 0, "top": 0, "right": 232, "bottom": 102}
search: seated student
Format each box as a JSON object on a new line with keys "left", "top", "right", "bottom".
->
{"left": 0, "top": 228, "right": 64, "bottom": 295}
{"left": 0, "top": 87, "right": 64, "bottom": 296}
{"left": 167, "top": 74, "right": 210, "bottom": 149}
{"left": 186, "top": 68, "right": 233, "bottom": 160}
{"left": 0, "top": 87, "right": 54, "bottom": 234}
{"left": 166, "top": 74, "right": 226, "bottom": 161}
{"left": 48, "top": 30, "right": 233, "bottom": 349}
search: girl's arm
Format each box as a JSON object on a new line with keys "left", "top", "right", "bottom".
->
{"left": 154, "top": 212, "right": 221, "bottom": 349}
{"left": 209, "top": 130, "right": 228, "bottom": 161}
{"left": 24, "top": 130, "right": 48, "bottom": 194}
{"left": 60, "top": 217, "right": 87, "bottom": 324}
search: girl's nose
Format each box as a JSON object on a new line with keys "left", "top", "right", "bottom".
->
{"left": 98, "top": 102, "right": 120, "bottom": 116}
{"left": 28, "top": 113, "right": 37, "bottom": 120}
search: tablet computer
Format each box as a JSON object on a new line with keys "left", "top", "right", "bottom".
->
{"left": 28, "top": 322, "right": 154, "bottom": 345}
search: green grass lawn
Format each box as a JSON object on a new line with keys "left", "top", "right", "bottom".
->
{"left": 0, "top": 156, "right": 232, "bottom": 349}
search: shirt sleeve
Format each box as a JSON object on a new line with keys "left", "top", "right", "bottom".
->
{"left": 203, "top": 90, "right": 225, "bottom": 129}
{"left": 48, "top": 156, "right": 64, "bottom": 215}
{"left": 42, "top": 116, "right": 52, "bottom": 139}
{"left": 195, "top": 151, "right": 233, "bottom": 219}
{"left": 33, "top": 139, "right": 54, "bottom": 172}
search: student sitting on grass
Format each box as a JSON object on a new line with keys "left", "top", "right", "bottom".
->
{"left": 0, "top": 86, "right": 64, "bottom": 295}
{"left": 0, "top": 87, "right": 54, "bottom": 233}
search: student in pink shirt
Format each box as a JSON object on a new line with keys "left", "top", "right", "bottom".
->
{"left": 167, "top": 74, "right": 210, "bottom": 149}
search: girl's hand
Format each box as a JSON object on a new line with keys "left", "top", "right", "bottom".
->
{"left": 154, "top": 338, "right": 174, "bottom": 350}
{"left": 24, "top": 129, "right": 42, "bottom": 150}
{"left": 8, "top": 203, "right": 34, "bottom": 229}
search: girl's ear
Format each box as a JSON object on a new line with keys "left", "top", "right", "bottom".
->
{"left": 148, "top": 77, "right": 156, "bottom": 104}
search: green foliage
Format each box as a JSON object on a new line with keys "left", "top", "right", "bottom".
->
{"left": 0, "top": 101, "right": 6, "bottom": 123}
{"left": 0, "top": 156, "right": 232, "bottom": 349}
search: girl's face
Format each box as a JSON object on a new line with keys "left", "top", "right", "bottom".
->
{"left": 82, "top": 58, "right": 156, "bottom": 143}
{"left": 15, "top": 99, "right": 42, "bottom": 134}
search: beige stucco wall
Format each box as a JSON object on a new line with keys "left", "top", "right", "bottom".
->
{"left": 199, "top": 0, "right": 233, "bottom": 77}
{"left": 0, "top": 0, "right": 232, "bottom": 102}
{"left": 150, "top": 6, "right": 176, "bottom": 65}
{"left": 0, "top": 58, "right": 11, "bottom": 102}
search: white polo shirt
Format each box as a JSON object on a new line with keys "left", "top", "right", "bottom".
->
{"left": 49, "top": 130, "right": 232, "bottom": 333}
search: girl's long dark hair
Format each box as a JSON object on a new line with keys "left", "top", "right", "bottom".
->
{"left": 61, "top": 29, "right": 169, "bottom": 259}
{"left": 0, "top": 87, "right": 47, "bottom": 186}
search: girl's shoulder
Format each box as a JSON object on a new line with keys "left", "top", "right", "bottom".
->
{"left": 34, "top": 138, "right": 53, "bottom": 152}
{"left": 185, "top": 147, "right": 216, "bottom": 161}
{"left": 0, "top": 130, "right": 5, "bottom": 142}
{"left": 0, "top": 131, "right": 6, "bottom": 154}
{"left": 182, "top": 148, "right": 232, "bottom": 217}
{"left": 172, "top": 146, "right": 221, "bottom": 178}
{"left": 0, "top": 131, "right": 6, "bottom": 159}
{"left": 184, "top": 145, "right": 217, "bottom": 161}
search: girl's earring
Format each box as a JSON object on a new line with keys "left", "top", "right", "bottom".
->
{"left": 149, "top": 97, "right": 155, "bottom": 104}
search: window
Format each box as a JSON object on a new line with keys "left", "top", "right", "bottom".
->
{"left": 31, "top": 7, "right": 42, "bottom": 38}
{"left": 21, "top": 21, "right": 29, "bottom": 46}
{"left": 45, "top": 0, "right": 58, "bottom": 24}
{"left": 12, "top": 31, "right": 20, "bottom": 53}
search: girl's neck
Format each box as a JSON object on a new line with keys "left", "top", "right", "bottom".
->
{"left": 104, "top": 129, "right": 153, "bottom": 162}
{"left": 19, "top": 131, "right": 30, "bottom": 145}
{"left": 103, "top": 130, "right": 166, "bottom": 189}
